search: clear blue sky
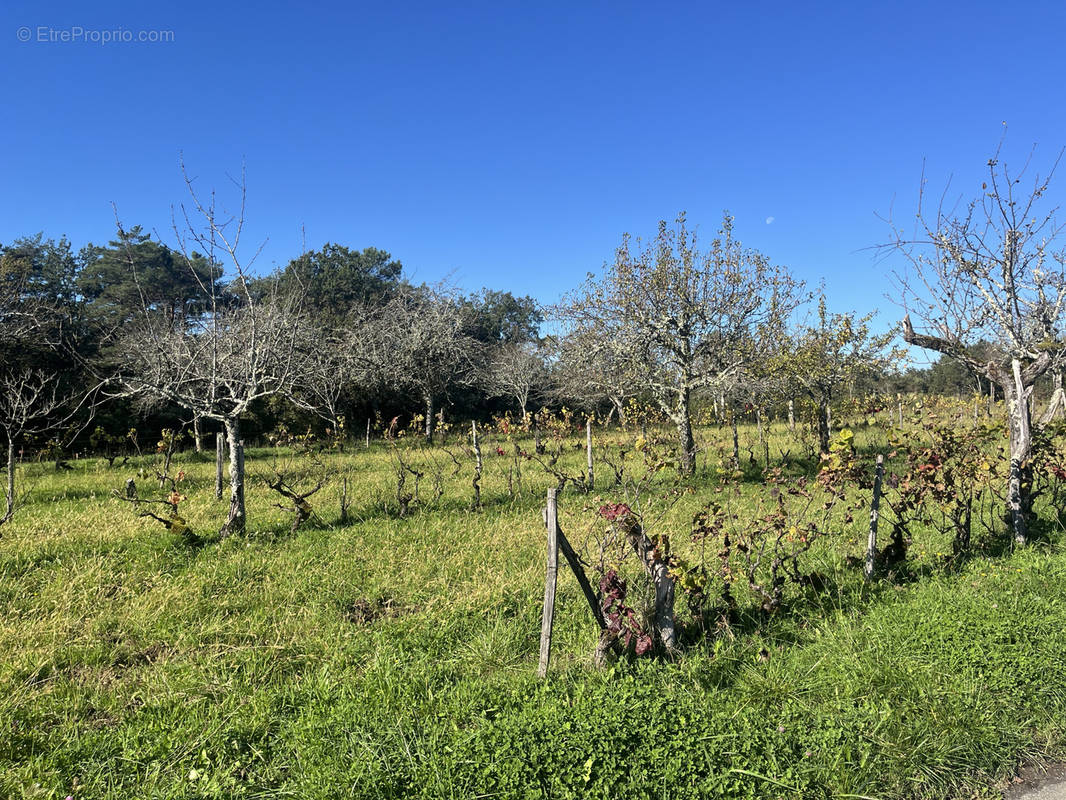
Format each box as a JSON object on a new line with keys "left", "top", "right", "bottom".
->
{"left": 3, "top": 0, "right": 1066, "bottom": 347}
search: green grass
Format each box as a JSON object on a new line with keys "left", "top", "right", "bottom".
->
{"left": 1, "top": 417, "right": 1065, "bottom": 799}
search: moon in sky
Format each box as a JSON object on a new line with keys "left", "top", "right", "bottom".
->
{"left": 765, "top": 216, "right": 775, "bottom": 225}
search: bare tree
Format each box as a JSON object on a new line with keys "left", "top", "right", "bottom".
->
{"left": 782, "top": 293, "right": 898, "bottom": 455}
{"left": 105, "top": 165, "right": 319, "bottom": 536}
{"left": 550, "top": 325, "right": 639, "bottom": 424}
{"left": 557, "top": 213, "right": 803, "bottom": 473}
{"left": 358, "top": 285, "right": 478, "bottom": 443}
{"left": 0, "top": 370, "right": 76, "bottom": 525}
{"left": 0, "top": 247, "right": 96, "bottom": 527}
{"left": 886, "top": 141, "right": 1066, "bottom": 544}
{"left": 482, "top": 340, "right": 548, "bottom": 417}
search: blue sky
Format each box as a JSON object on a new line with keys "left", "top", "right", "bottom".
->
{"left": 3, "top": 0, "right": 1066, "bottom": 353}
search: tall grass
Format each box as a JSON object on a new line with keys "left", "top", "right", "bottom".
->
{"left": 0, "top": 414, "right": 1063, "bottom": 799}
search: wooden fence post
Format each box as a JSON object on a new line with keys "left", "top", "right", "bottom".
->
{"left": 537, "top": 488, "right": 560, "bottom": 678}
{"left": 866, "top": 454, "right": 884, "bottom": 580}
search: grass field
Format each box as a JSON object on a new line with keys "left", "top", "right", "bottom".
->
{"left": 2, "top": 417, "right": 1066, "bottom": 799}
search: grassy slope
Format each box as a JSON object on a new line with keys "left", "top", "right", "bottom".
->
{"left": 1, "top": 422, "right": 1065, "bottom": 799}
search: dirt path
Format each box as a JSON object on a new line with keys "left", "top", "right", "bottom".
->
{"left": 1004, "top": 764, "right": 1066, "bottom": 799}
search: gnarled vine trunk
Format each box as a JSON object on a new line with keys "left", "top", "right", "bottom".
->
{"left": 2, "top": 438, "right": 14, "bottom": 526}
{"left": 424, "top": 393, "right": 435, "bottom": 443}
{"left": 624, "top": 519, "right": 677, "bottom": 652}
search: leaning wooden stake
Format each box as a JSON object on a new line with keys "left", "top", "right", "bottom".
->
{"left": 537, "top": 488, "right": 560, "bottom": 678}
{"left": 543, "top": 505, "right": 609, "bottom": 632}
{"left": 538, "top": 489, "right": 616, "bottom": 674}
{"left": 214, "top": 432, "right": 224, "bottom": 501}
{"left": 865, "top": 454, "right": 884, "bottom": 580}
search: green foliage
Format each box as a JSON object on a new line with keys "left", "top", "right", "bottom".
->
{"left": 77, "top": 226, "right": 223, "bottom": 328}
{"left": 459, "top": 288, "right": 542, "bottom": 345}
{"left": 274, "top": 243, "right": 402, "bottom": 323}
{"left": 1, "top": 414, "right": 1065, "bottom": 799}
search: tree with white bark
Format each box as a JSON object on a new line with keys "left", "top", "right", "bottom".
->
{"left": 358, "top": 284, "right": 479, "bottom": 443}
{"left": 885, "top": 141, "right": 1066, "bottom": 545}
{"left": 557, "top": 213, "right": 803, "bottom": 473}
{"left": 550, "top": 323, "right": 641, "bottom": 424}
{"left": 482, "top": 340, "right": 549, "bottom": 417}
{"left": 105, "top": 165, "right": 319, "bottom": 536}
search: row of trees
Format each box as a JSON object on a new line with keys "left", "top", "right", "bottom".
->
{"left": 3, "top": 143, "right": 1065, "bottom": 545}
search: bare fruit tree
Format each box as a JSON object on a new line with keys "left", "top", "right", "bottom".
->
{"left": 358, "top": 284, "right": 478, "bottom": 443}
{"left": 106, "top": 165, "right": 319, "bottom": 536}
{"left": 783, "top": 292, "right": 898, "bottom": 455}
{"left": 482, "top": 340, "right": 548, "bottom": 417}
{"left": 886, "top": 141, "right": 1066, "bottom": 544}
{"left": 557, "top": 213, "right": 803, "bottom": 474}
{"left": 0, "top": 247, "right": 95, "bottom": 527}
{"left": 0, "top": 370, "right": 78, "bottom": 525}
{"left": 551, "top": 322, "right": 639, "bottom": 424}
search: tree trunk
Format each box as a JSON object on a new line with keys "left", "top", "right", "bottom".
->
{"left": 1, "top": 437, "right": 14, "bottom": 526}
{"left": 193, "top": 415, "right": 204, "bottom": 453}
{"left": 612, "top": 396, "right": 626, "bottom": 430}
{"left": 220, "top": 416, "right": 246, "bottom": 537}
{"left": 585, "top": 416, "right": 594, "bottom": 490}
{"left": 1039, "top": 370, "right": 1066, "bottom": 425}
{"left": 730, "top": 409, "right": 740, "bottom": 467}
{"left": 787, "top": 398, "right": 795, "bottom": 432}
{"left": 755, "top": 405, "right": 768, "bottom": 468}
{"left": 1005, "top": 360, "right": 1033, "bottom": 546}
{"left": 215, "top": 432, "right": 224, "bottom": 501}
{"left": 817, "top": 394, "right": 831, "bottom": 455}
{"left": 676, "top": 388, "right": 695, "bottom": 475}
{"left": 424, "top": 393, "right": 435, "bottom": 443}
